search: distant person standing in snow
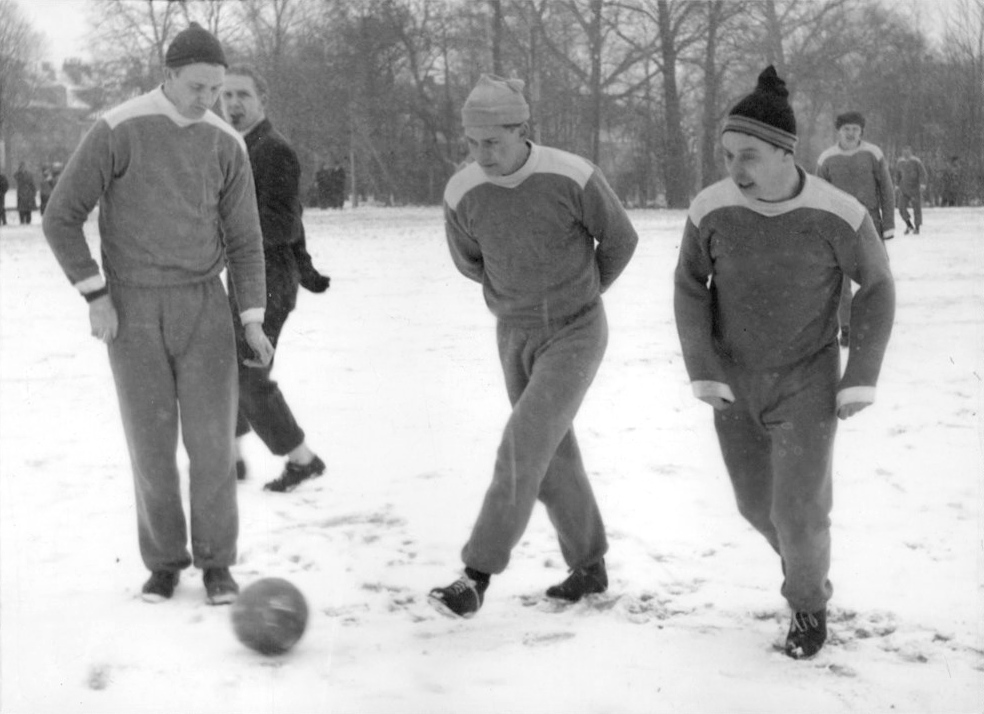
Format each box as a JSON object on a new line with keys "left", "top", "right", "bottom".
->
{"left": 674, "top": 66, "right": 895, "bottom": 659}
{"left": 221, "top": 64, "right": 330, "bottom": 492}
{"left": 430, "top": 74, "right": 638, "bottom": 618}
{"left": 14, "top": 162, "right": 36, "bottom": 224}
{"left": 42, "top": 23, "right": 274, "bottom": 606}
{"left": 895, "top": 146, "right": 926, "bottom": 234}
{"left": 816, "top": 111, "right": 896, "bottom": 348}
{"left": 0, "top": 172, "right": 8, "bottom": 225}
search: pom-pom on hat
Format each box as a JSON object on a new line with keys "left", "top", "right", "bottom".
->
{"left": 461, "top": 74, "right": 530, "bottom": 128}
{"left": 835, "top": 111, "right": 865, "bottom": 130}
{"left": 723, "top": 66, "right": 797, "bottom": 152}
{"left": 165, "top": 22, "right": 227, "bottom": 69}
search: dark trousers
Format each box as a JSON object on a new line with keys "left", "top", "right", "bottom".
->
{"left": 108, "top": 278, "right": 239, "bottom": 572}
{"left": 462, "top": 301, "right": 609, "bottom": 575}
{"left": 18, "top": 210, "right": 31, "bottom": 224}
{"left": 229, "top": 272, "right": 305, "bottom": 456}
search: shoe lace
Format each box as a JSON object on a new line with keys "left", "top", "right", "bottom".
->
{"left": 446, "top": 577, "right": 477, "bottom": 596}
{"left": 791, "top": 611, "right": 819, "bottom": 633}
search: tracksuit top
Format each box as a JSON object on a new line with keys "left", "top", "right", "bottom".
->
{"left": 42, "top": 86, "right": 267, "bottom": 322}
{"left": 894, "top": 156, "right": 927, "bottom": 196}
{"left": 675, "top": 169, "right": 895, "bottom": 407}
{"left": 444, "top": 143, "right": 638, "bottom": 327}
{"left": 816, "top": 141, "right": 896, "bottom": 239}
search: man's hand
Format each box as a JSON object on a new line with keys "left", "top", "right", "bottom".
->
{"left": 699, "top": 395, "right": 732, "bottom": 411}
{"left": 243, "top": 322, "right": 275, "bottom": 367}
{"left": 300, "top": 270, "right": 331, "bottom": 294}
{"left": 837, "top": 401, "right": 869, "bottom": 420}
{"left": 89, "top": 296, "right": 118, "bottom": 344}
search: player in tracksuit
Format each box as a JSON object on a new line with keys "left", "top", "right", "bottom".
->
{"left": 429, "top": 75, "right": 638, "bottom": 618}
{"left": 42, "top": 24, "right": 274, "bottom": 606}
{"left": 674, "top": 67, "right": 895, "bottom": 658}
{"left": 817, "top": 111, "right": 896, "bottom": 348}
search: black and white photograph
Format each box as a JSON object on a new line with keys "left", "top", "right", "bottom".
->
{"left": 0, "top": 0, "right": 981, "bottom": 712}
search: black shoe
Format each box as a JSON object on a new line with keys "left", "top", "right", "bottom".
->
{"left": 263, "top": 456, "right": 326, "bottom": 492}
{"left": 429, "top": 574, "right": 488, "bottom": 618}
{"left": 141, "top": 570, "right": 180, "bottom": 603}
{"left": 235, "top": 459, "right": 247, "bottom": 481}
{"left": 203, "top": 567, "right": 239, "bottom": 605}
{"left": 914, "top": 227, "right": 920, "bottom": 235}
{"left": 839, "top": 326, "right": 850, "bottom": 348}
{"left": 904, "top": 226, "right": 912, "bottom": 235}
{"left": 784, "top": 609, "right": 827, "bottom": 659}
{"left": 300, "top": 270, "right": 331, "bottom": 293}
{"left": 545, "top": 559, "right": 608, "bottom": 602}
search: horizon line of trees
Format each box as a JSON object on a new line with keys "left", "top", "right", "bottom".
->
{"left": 3, "top": 0, "right": 982, "bottom": 208}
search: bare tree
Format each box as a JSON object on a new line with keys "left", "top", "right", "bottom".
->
{"left": 0, "top": 0, "right": 45, "bottom": 171}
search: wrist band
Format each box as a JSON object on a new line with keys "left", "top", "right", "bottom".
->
{"left": 83, "top": 286, "right": 109, "bottom": 303}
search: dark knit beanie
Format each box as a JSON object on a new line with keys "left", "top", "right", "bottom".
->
{"left": 835, "top": 111, "right": 865, "bottom": 130}
{"left": 723, "top": 65, "right": 797, "bottom": 152}
{"left": 165, "top": 22, "right": 227, "bottom": 69}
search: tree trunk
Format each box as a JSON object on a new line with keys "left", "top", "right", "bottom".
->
{"left": 700, "top": 0, "right": 724, "bottom": 188}
{"left": 657, "top": 0, "right": 688, "bottom": 206}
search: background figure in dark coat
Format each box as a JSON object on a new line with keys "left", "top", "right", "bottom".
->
{"left": 329, "top": 162, "right": 346, "bottom": 208}
{"left": 315, "top": 163, "right": 332, "bottom": 209}
{"left": 14, "top": 163, "right": 36, "bottom": 224}
{"left": 222, "top": 64, "right": 330, "bottom": 493}
{"left": 0, "top": 172, "right": 8, "bottom": 225}
{"left": 895, "top": 146, "right": 927, "bottom": 234}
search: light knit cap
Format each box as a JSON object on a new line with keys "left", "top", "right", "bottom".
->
{"left": 461, "top": 74, "right": 530, "bottom": 127}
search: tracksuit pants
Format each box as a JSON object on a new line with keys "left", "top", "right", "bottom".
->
{"left": 713, "top": 342, "right": 839, "bottom": 613}
{"left": 107, "top": 278, "right": 239, "bottom": 572}
{"left": 898, "top": 190, "right": 922, "bottom": 229}
{"left": 462, "top": 301, "right": 609, "bottom": 575}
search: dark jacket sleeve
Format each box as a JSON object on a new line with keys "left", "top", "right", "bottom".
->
{"left": 252, "top": 137, "right": 302, "bottom": 251}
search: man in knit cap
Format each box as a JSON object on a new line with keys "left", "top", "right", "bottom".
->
{"left": 430, "top": 74, "right": 638, "bottom": 618}
{"left": 43, "top": 23, "right": 273, "bottom": 606}
{"left": 674, "top": 66, "right": 895, "bottom": 658}
{"left": 817, "top": 110, "right": 896, "bottom": 347}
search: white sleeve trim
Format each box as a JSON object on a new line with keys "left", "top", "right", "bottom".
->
{"left": 74, "top": 275, "right": 106, "bottom": 294}
{"left": 837, "top": 386, "right": 876, "bottom": 409}
{"left": 692, "top": 381, "right": 735, "bottom": 403}
{"left": 240, "top": 308, "right": 265, "bottom": 325}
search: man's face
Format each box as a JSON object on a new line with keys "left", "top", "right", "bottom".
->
{"left": 221, "top": 74, "right": 266, "bottom": 132}
{"left": 464, "top": 124, "right": 528, "bottom": 177}
{"left": 722, "top": 131, "right": 796, "bottom": 201}
{"left": 163, "top": 63, "right": 225, "bottom": 120}
{"left": 837, "top": 123, "right": 862, "bottom": 149}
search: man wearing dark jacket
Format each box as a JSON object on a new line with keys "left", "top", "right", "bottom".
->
{"left": 221, "top": 64, "right": 330, "bottom": 492}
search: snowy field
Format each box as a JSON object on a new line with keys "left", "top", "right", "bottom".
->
{"left": 1, "top": 205, "right": 981, "bottom": 714}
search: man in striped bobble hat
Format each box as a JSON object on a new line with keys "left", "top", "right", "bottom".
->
{"left": 674, "top": 66, "right": 896, "bottom": 659}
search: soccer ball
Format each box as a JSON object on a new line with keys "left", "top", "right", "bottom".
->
{"left": 231, "top": 577, "right": 309, "bottom": 655}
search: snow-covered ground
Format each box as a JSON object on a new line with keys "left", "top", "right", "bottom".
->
{"left": 1, "top": 206, "right": 981, "bottom": 714}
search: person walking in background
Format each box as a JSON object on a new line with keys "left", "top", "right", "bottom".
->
{"left": 895, "top": 146, "right": 926, "bottom": 234}
{"left": 14, "top": 162, "right": 36, "bottom": 224}
{"left": 221, "top": 64, "right": 329, "bottom": 493}
{"left": 0, "top": 171, "right": 8, "bottom": 226}
{"left": 39, "top": 165, "right": 55, "bottom": 216}
{"left": 42, "top": 23, "right": 274, "bottom": 606}
{"left": 430, "top": 74, "right": 638, "bottom": 618}
{"left": 816, "top": 111, "right": 896, "bottom": 347}
{"left": 674, "top": 66, "right": 895, "bottom": 659}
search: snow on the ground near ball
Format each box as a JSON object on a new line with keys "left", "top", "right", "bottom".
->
{"left": 0, "top": 207, "right": 981, "bottom": 714}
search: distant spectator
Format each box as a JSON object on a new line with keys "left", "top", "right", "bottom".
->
{"left": 0, "top": 172, "right": 8, "bottom": 226}
{"left": 329, "top": 162, "right": 346, "bottom": 208}
{"left": 939, "top": 156, "right": 961, "bottom": 207}
{"left": 14, "top": 162, "right": 37, "bottom": 225}
{"left": 315, "top": 163, "right": 332, "bottom": 209}
{"left": 895, "top": 147, "right": 926, "bottom": 234}
{"left": 39, "top": 165, "right": 55, "bottom": 216}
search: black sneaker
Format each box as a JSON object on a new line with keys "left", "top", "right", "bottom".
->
{"left": 263, "top": 456, "right": 326, "bottom": 492}
{"left": 429, "top": 574, "right": 487, "bottom": 618}
{"left": 203, "top": 567, "right": 239, "bottom": 605}
{"left": 235, "top": 459, "right": 247, "bottom": 481}
{"left": 141, "top": 570, "right": 180, "bottom": 603}
{"left": 545, "top": 559, "right": 608, "bottom": 602}
{"left": 784, "top": 609, "right": 827, "bottom": 659}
